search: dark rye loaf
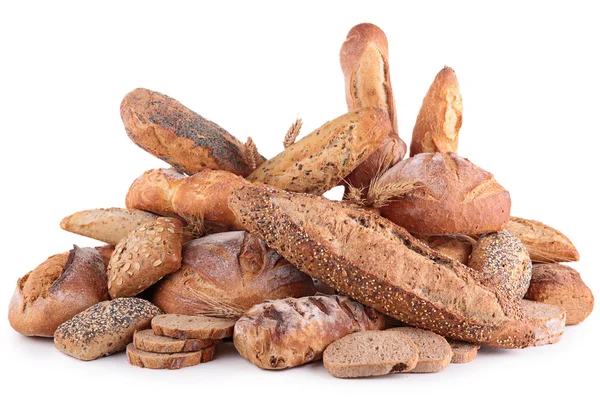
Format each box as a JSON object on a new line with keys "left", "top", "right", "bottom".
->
{"left": 228, "top": 185, "right": 551, "bottom": 349}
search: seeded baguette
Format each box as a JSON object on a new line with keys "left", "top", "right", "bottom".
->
{"left": 127, "top": 343, "right": 216, "bottom": 369}
{"left": 247, "top": 107, "right": 390, "bottom": 195}
{"left": 228, "top": 185, "right": 546, "bottom": 348}
{"left": 447, "top": 340, "right": 480, "bottom": 364}
{"left": 387, "top": 327, "right": 452, "bottom": 373}
{"left": 233, "top": 295, "right": 385, "bottom": 369}
{"left": 152, "top": 314, "right": 236, "bottom": 340}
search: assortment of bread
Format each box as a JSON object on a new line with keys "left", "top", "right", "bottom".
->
{"left": 8, "top": 22, "right": 594, "bottom": 379}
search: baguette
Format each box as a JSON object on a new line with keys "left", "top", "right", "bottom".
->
{"left": 125, "top": 168, "right": 186, "bottom": 218}
{"left": 228, "top": 185, "right": 546, "bottom": 348}
{"left": 247, "top": 107, "right": 390, "bottom": 195}
{"left": 120, "top": 88, "right": 263, "bottom": 176}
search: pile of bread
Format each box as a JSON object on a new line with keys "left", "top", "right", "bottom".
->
{"left": 8, "top": 23, "right": 594, "bottom": 378}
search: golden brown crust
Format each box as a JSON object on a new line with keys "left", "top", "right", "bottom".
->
{"left": 152, "top": 231, "right": 316, "bottom": 318}
{"left": 525, "top": 263, "right": 594, "bottom": 325}
{"left": 416, "top": 234, "right": 475, "bottom": 264}
{"left": 233, "top": 295, "right": 385, "bottom": 369}
{"left": 378, "top": 153, "right": 511, "bottom": 235}
{"left": 125, "top": 168, "right": 186, "bottom": 217}
{"left": 120, "top": 88, "right": 263, "bottom": 176}
{"left": 410, "top": 66, "right": 462, "bottom": 156}
{"left": 228, "top": 185, "right": 540, "bottom": 349}
{"left": 506, "top": 217, "right": 580, "bottom": 262}
{"left": 9, "top": 247, "right": 108, "bottom": 337}
{"left": 247, "top": 107, "right": 390, "bottom": 195}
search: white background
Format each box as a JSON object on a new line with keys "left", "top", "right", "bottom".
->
{"left": 1, "top": 1, "right": 598, "bottom": 398}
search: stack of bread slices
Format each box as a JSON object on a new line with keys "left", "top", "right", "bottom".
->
{"left": 8, "top": 23, "right": 594, "bottom": 378}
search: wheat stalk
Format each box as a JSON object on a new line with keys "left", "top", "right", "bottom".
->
{"left": 342, "top": 181, "right": 365, "bottom": 206}
{"left": 183, "top": 214, "right": 205, "bottom": 239}
{"left": 244, "top": 137, "right": 261, "bottom": 170}
{"left": 366, "top": 178, "right": 422, "bottom": 209}
{"left": 283, "top": 116, "right": 303, "bottom": 148}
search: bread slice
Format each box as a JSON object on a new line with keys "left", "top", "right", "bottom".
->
{"left": 152, "top": 314, "right": 236, "bottom": 340}
{"left": 323, "top": 331, "right": 418, "bottom": 378}
{"left": 447, "top": 340, "right": 479, "bottom": 364}
{"left": 126, "top": 343, "right": 216, "bottom": 369}
{"left": 387, "top": 327, "right": 452, "bottom": 373}
{"left": 521, "top": 300, "right": 566, "bottom": 346}
{"left": 134, "top": 329, "right": 219, "bottom": 353}
{"left": 228, "top": 185, "right": 541, "bottom": 349}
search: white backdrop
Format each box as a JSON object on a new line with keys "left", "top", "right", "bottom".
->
{"left": 1, "top": 1, "right": 598, "bottom": 399}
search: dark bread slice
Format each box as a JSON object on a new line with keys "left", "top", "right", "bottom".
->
{"left": 134, "top": 329, "right": 219, "bottom": 353}
{"left": 126, "top": 343, "right": 216, "bottom": 369}
{"left": 447, "top": 340, "right": 479, "bottom": 364}
{"left": 152, "top": 314, "right": 236, "bottom": 340}
{"left": 387, "top": 327, "right": 451, "bottom": 373}
{"left": 323, "top": 330, "right": 418, "bottom": 378}
{"left": 521, "top": 299, "right": 566, "bottom": 346}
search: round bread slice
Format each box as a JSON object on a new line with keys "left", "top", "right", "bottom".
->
{"left": 134, "top": 329, "right": 219, "bottom": 353}
{"left": 388, "top": 327, "right": 452, "bottom": 373}
{"left": 126, "top": 343, "right": 216, "bottom": 369}
{"left": 323, "top": 330, "right": 419, "bottom": 378}
{"left": 152, "top": 314, "right": 236, "bottom": 339}
{"left": 447, "top": 340, "right": 480, "bottom": 364}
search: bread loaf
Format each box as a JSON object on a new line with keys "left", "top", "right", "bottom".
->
{"left": 469, "top": 230, "right": 532, "bottom": 300}
{"left": 60, "top": 208, "right": 159, "bottom": 245}
{"left": 152, "top": 231, "right": 316, "bottom": 317}
{"left": 410, "top": 66, "right": 462, "bottom": 155}
{"left": 9, "top": 246, "right": 108, "bottom": 337}
{"left": 233, "top": 295, "right": 385, "bottom": 369}
{"left": 120, "top": 88, "right": 263, "bottom": 176}
{"left": 506, "top": 217, "right": 580, "bottom": 263}
{"left": 339, "top": 23, "right": 407, "bottom": 192}
{"left": 228, "top": 185, "right": 543, "bottom": 348}
{"left": 525, "top": 263, "right": 594, "bottom": 325}
{"left": 247, "top": 107, "right": 390, "bottom": 195}
{"left": 416, "top": 234, "right": 475, "bottom": 264}
{"left": 378, "top": 152, "right": 511, "bottom": 235}
{"left": 126, "top": 168, "right": 186, "bottom": 217}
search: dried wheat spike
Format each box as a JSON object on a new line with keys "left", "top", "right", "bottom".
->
{"left": 244, "top": 137, "right": 261, "bottom": 170}
{"left": 183, "top": 214, "right": 205, "bottom": 239}
{"left": 343, "top": 182, "right": 365, "bottom": 206}
{"left": 366, "top": 178, "right": 422, "bottom": 209}
{"left": 283, "top": 117, "right": 303, "bottom": 148}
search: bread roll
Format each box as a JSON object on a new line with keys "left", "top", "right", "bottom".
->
{"left": 410, "top": 66, "right": 462, "bottom": 155}
{"left": 153, "top": 231, "right": 316, "bottom": 317}
{"left": 126, "top": 168, "right": 186, "bottom": 217}
{"left": 9, "top": 246, "right": 108, "bottom": 337}
{"left": 340, "top": 23, "right": 407, "bottom": 192}
{"left": 378, "top": 152, "right": 511, "bottom": 235}
{"left": 120, "top": 88, "right": 263, "bottom": 176}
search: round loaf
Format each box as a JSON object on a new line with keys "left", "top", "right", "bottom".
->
{"left": 152, "top": 231, "right": 316, "bottom": 317}
{"left": 125, "top": 168, "right": 186, "bottom": 217}
{"left": 379, "top": 152, "right": 511, "bottom": 235}
{"left": 469, "top": 230, "right": 532, "bottom": 300}
{"left": 8, "top": 246, "right": 108, "bottom": 337}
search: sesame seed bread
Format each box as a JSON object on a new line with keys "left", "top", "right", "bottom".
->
{"left": 107, "top": 217, "right": 183, "bottom": 298}
{"left": 447, "top": 340, "right": 480, "bottom": 364}
{"left": 525, "top": 263, "right": 594, "bottom": 325}
{"left": 228, "top": 185, "right": 542, "bottom": 349}
{"left": 520, "top": 299, "right": 566, "bottom": 346}
{"left": 9, "top": 246, "right": 108, "bottom": 337}
{"left": 60, "top": 208, "right": 159, "bottom": 245}
{"left": 133, "top": 329, "right": 219, "bottom": 353}
{"left": 54, "top": 298, "right": 162, "bottom": 361}
{"left": 506, "top": 217, "right": 580, "bottom": 263}
{"left": 233, "top": 295, "right": 385, "bottom": 370}
{"left": 387, "top": 327, "right": 452, "bottom": 373}
{"left": 246, "top": 107, "right": 390, "bottom": 195}
{"left": 410, "top": 66, "right": 463, "bottom": 156}
{"left": 378, "top": 153, "right": 511, "bottom": 235}
{"left": 323, "top": 330, "right": 419, "bottom": 378}
{"left": 416, "top": 234, "right": 475, "bottom": 264}
{"left": 121, "top": 88, "right": 262, "bottom": 176}
{"left": 126, "top": 343, "right": 216, "bottom": 369}
{"left": 152, "top": 314, "right": 237, "bottom": 340}
{"left": 469, "top": 230, "right": 532, "bottom": 300}
{"left": 152, "top": 231, "right": 315, "bottom": 318}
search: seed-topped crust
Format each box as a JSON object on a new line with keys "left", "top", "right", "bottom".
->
{"left": 228, "top": 185, "right": 541, "bottom": 349}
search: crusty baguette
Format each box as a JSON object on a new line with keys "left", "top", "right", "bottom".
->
{"left": 506, "top": 217, "right": 579, "bottom": 263}
{"left": 228, "top": 185, "right": 547, "bottom": 348}
{"left": 233, "top": 295, "right": 385, "bottom": 369}
{"left": 340, "top": 23, "right": 407, "bottom": 192}
{"left": 120, "top": 88, "right": 264, "bottom": 176}
{"left": 60, "top": 208, "right": 159, "bottom": 245}
{"left": 247, "top": 107, "right": 390, "bottom": 195}
{"left": 125, "top": 168, "right": 186, "bottom": 218}
{"left": 410, "top": 66, "right": 462, "bottom": 156}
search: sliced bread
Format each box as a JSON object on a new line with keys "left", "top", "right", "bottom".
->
{"left": 323, "top": 330, "right": 419, "bottom": 378}
{"left": 387, "top": 327, "right": 452, "bottom": 373}
{"left": 447, "top": 340, "right": 480, "bottom": 364}
{"left": 521, "top": 299, "right": 566, "bottom": 346}
{"left": 152, "top": 314, "right": 236, "bottom": 340}
{"left": 133, "top": 329, "right": 219, "bottom": 353}
{"left": 126, "top": 343, "right": 216, "bottom": 369}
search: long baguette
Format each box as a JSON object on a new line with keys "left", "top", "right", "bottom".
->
{"left": 228, "top": 185, "right": 551, "bottom": 349}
